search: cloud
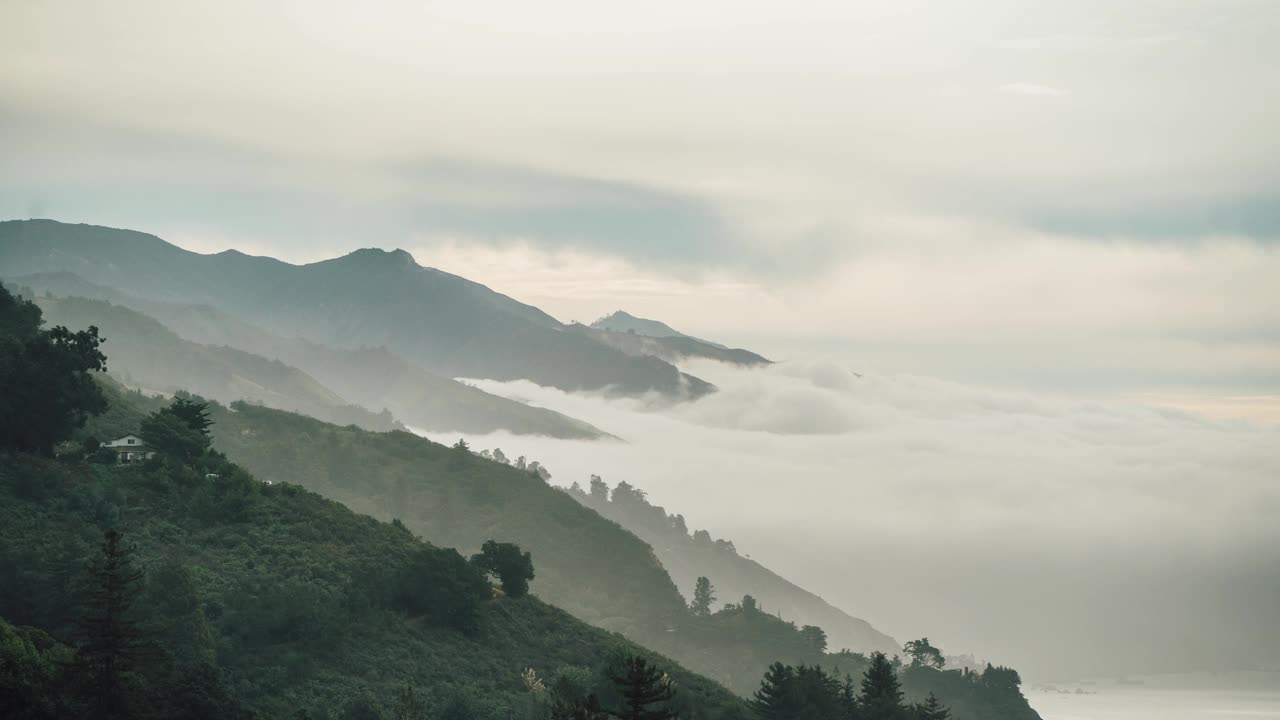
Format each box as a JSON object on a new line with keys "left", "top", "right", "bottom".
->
{"left": 999, "top": 82, "right": 1067, "bottom": 97}
{"left": 444, "top": 361, "right": 1280, "bottom": 679}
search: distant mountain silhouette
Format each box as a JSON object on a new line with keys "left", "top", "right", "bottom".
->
{"left": 8, "top": 271, "right": 610, "bottom": 439}
{"left": 590, "top": 310, "right": 771, "bottom": 366}
{"left": 0, "top": 220, "right": 714, "bottom": 398}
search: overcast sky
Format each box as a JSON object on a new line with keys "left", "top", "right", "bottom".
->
{"left": 3, "top": 0, "right": 1279, "bottom": 408}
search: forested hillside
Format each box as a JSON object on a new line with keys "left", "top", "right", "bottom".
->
{"left": 1, "top": 282, "right": 1040, "bottom": 720}
{"left": 565, "top": 478, "right": 898, "bottom": 656}
{"left": 0, "top": 453, "right": 744, "bottom": 719}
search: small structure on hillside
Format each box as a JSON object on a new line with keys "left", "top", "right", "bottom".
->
{"left": 102, "top": 435, "right": 155, "bottom": 465}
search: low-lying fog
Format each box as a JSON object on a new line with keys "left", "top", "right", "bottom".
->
{"left": 446, "top": 359, "right": 1280, "bottom": 682}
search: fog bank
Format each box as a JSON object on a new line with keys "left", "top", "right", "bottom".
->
{"left": 444, "top": 359, "right": 1280, "bottom": 680}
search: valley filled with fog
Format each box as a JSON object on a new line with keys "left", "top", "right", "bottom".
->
{"left": 452, "top": 357, "right": 1280, "bottom": 683}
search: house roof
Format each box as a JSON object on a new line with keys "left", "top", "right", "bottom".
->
{"left": 103, "top": 435, "right": 145, "bottom": 448}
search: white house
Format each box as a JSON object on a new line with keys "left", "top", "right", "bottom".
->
{"left": 102, "top": 435, "right": 155, "bottom": 464}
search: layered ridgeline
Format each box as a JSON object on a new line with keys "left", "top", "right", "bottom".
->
{"left": 26, "top": 293, "right": 399, "bottom": 432}
{"left": 588, "top": 311, "right": 771, "bottom": 367}
{"left": 0, "top": 249, "right": 1040, "bottom": 720}
{"left": 565, "top": 477, "right": 898, "bottom": 657}
{"left": 10, "top": 273, "right": 607, "bottom": 439}
{"left": 0, "top": 283, "right": 743, "bottom": 720}
{"left": 80, "top": 382, "right": 1038, "bottom": 718}
{"left": 0, "top": 219, "right": 713, "bottom": 398}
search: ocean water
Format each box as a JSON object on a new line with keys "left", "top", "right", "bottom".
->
{"left": 1027, "top": 678, "right": 1280, "bottom": 720}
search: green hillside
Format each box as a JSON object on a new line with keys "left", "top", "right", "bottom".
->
{"left": 0, "top": 453, "right": 745, "bottom": 720}
{"left": 566, "top": 480, "right": 898, "bottom": 656}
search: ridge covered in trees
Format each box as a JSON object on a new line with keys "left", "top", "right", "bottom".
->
{"left": 0, "top": 283, "right": 1040, "bottom": 720}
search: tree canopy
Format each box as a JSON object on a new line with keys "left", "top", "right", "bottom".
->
{"left": 470, "top": 540, "right": 535, "bottom": 598}
{"left": 0, "top": 284, "right": 107, "bottom": 453}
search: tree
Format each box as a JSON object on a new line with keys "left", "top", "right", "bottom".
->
{"left": 914, "top": 693, "right": 949, "bottom": 720}
{"left": 470, "top": 540, "right": 535, "bottom": 598}
{"left": 79, "top": 530, "right": 144, "bottom": 720}
{"left": 750, "top": 662, "right": 796, "bottom": 720}
{"left": 741, "top": 594, "right": 759, "bottom": 613}
{"left": 0, "top": 285, "right": 107, "bottom": 454}
{"left": 800, "top": 625, "right": 828, "bottom": 654}
{"left": 670, "top": 514, "right": 688, "bottom": 536}
{"left": 448, "top": 439, "right": 472, "bottom": 470}
{"left": 902, "top": 638, "right": 944, "bottom": 669}
{"left": 141, "top": 405, "right": 210, "bottom": 465}
{"left": 607, "top": 655, "right": 677, "bottom": 720}
{"left": 858, "top": 652, "right": 906, "bottom": 720}
{"left": 690, "top": 577, "right": 716, "bottom": 616}
{"left": 589, "top": 475, "right": 609, "bottom": 503}
{"left": 168, "top": 396, "right": 212, "bottom": 437}
{"left": 839, "top": 675, "right": 859, "bottom": 720}
{"left": 611, "top": 481, "right": 646, "bottom": 507}
{"left": 491, "top": 448, "right": 508, "bottom": 465}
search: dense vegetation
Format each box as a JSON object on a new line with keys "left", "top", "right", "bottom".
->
{"left": 566, "top": 478, "right": 897, "bottom": 656}
{"left": 0, "top": 282, "right": 745, "bottom": 719}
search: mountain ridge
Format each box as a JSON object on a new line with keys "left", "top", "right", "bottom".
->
{"left": 0, "top": 219, "right": 714, "bottom": 398}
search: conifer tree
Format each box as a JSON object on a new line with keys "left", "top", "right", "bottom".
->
{"left": 607, "top": 655, "right": 678, "bottom": 720}
{"left": 691, "top": 576, "right": 716, "bottom": 616}
{"left": 915, "top": 693, "right": 949, "bottom": 720}
{"left": 750, "top": 662, "right": 796, "bottom": 720}
{"left": 858, "top": 652, "right": 906, "bottom": 720}
{"left": 79, "top": 529, "right": 144, "bottom": 720}
{"left": 839, "top": 674, "right": 860, "bottom": 720}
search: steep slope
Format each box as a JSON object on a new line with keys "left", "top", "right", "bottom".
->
{"left": 592, "top": 310, "right": 691, "bottom": 339}
{"left": 588, "top": 311, "right": 771, "bottom": 366}
{"left": 11, "top": 272, "right": 610, "bottom": 439}
{"left": 0, "top": 454, "right": 746, "bottom": 720}
{"left": 31, "top": 294, "right": 398, "bottom": 432}
{"left": 567, "top": 480, "right": 899, "bottom": 656}
{"left": 0, "top": 220, "right": 714, "bottom": 398}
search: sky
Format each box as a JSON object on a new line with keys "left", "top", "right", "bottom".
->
{"left": 3, "top": 0, "right": 1280, "bottom": 684}
{"left": 3, "top": 0, "right": 1279, "bottom": 411}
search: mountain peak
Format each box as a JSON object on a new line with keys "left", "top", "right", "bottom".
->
{"left": 341, "top": 247, "right": 418, "bottom": 267}
{"left": 592, "top": 310, "right": 687, "bottom": 339}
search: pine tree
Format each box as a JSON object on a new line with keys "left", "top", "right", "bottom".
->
{"left": 750, "top": 662, "right": 796, "bottom": 720}
{"left": 691, "top": 576, "right": 716, "bottom": 616}
{"left": 839, "top": 674, "right": 860, "bottom": 720}
{"left": 916, "top": 693, "right": 949, "bottom": 720}
{"left": 608, "top": 655, "right": 678, "bottom": 720}
{"left": 79, "top": 529, "right": 144, "bottom": 720}
{"left": 858, "top": 652, "right": 906, "bottom": 720}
